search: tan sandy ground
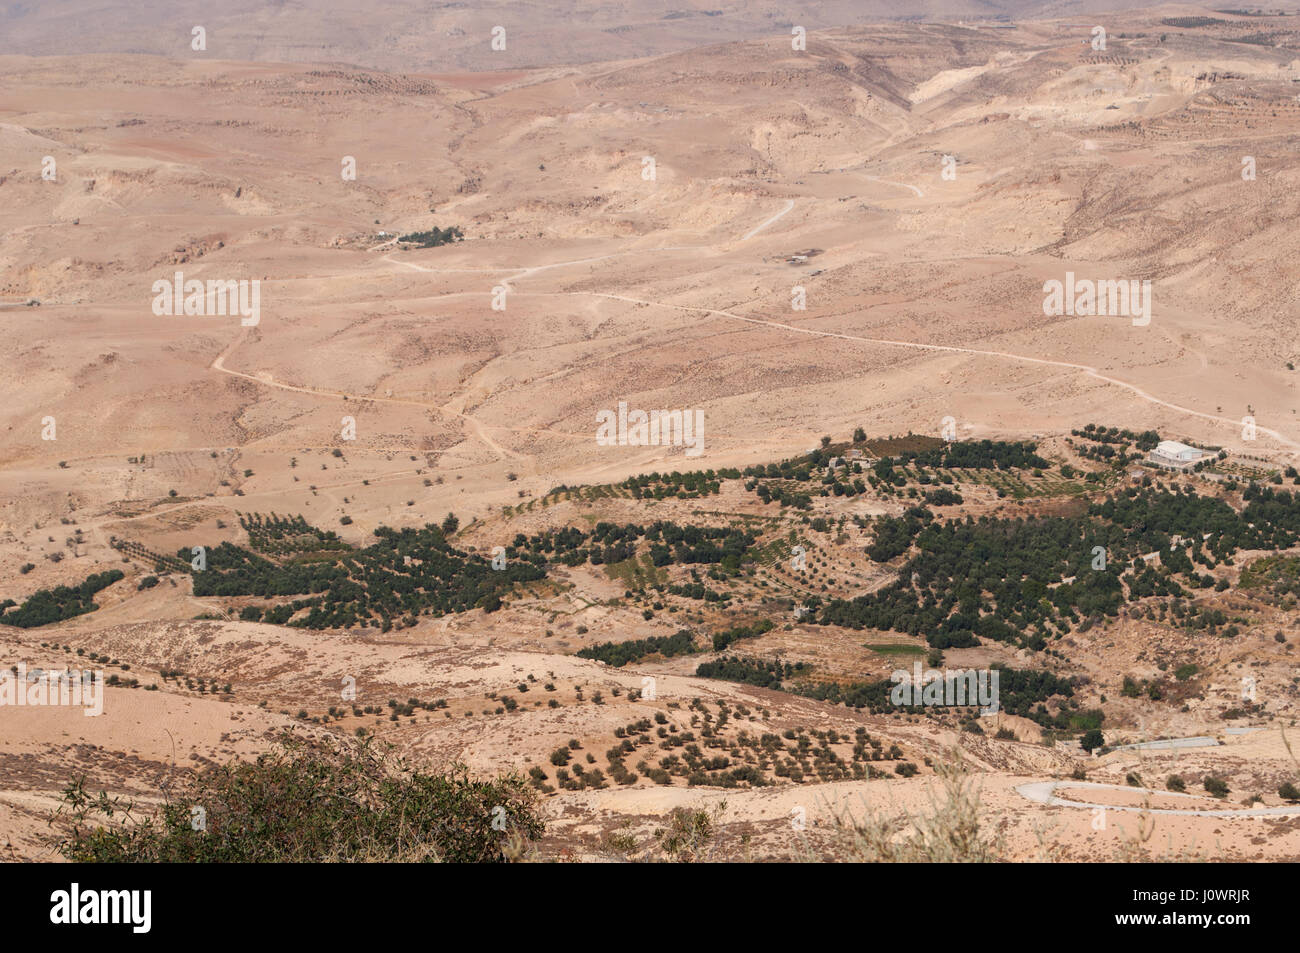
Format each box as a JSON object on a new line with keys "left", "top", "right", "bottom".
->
{"left": 4, "top": 7, "right": 1300, "bottom": 860}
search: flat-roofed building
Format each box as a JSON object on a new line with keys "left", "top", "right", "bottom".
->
{"left": 1148, "top": 440, "right": 1205, "bottom": 470}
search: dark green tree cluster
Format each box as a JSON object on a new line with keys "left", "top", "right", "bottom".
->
{"left": 239, "top": 512, "right": 344, "bottom": 555}
{"left": 823, "top": 484, "right": 1300, "bottom": 651}
{"left": 866, "top": 506, "right": 934, "bottom": 562}
{"left": 794, "top": 666, "right": 1080, "bottom": 729}
{"left": 886, "top": 439, "right": 1049, "bottom": 471}
{"left": 621, "top": 468, "right": 739, "bottom": 500}
{"left": 748, "top": 480, "right": 814, "bottom": 509}
{"left": 694, "top": 655, "right": 807, "bottom": 688}
{"left": 796, "top": 677, "right": 897, "bottom": 711}
{"left": 826, "top": 511, "right": 1129, "bottom": 649}
{"left": 1074, "top": 424, "right": 1161, "bottom": 450}
{"left": 0, "top": 570, "right": 124, "bottom": 628}
{"left": 710, "top": 619, "right": 775, "bottom": 651}
{"left": 398, "top": 225, "right": 463, "bottom": 247}
{"left": 576, "top": 630, "right": 699, "bottom": 667}
{"left": 742, "top": 455, "right": 820, "bottom": 509}
{"left": 667, "top": 581, "right": 726, "bottom": 602}
{"left": 644, "top": 521, "right": 756, "bottom": 570}
{"left": 507, "top": 520, "right": 756, "bottom": 572}
{"left": 188, "top": 541, "right": 345, "bottom": 598}
{"left": 181, "top": 521, "right": 543, "bottom": 629}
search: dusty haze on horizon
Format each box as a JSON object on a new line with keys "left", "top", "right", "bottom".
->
{"left": 0, "top": 0, "right": 1245, "bottom": 71}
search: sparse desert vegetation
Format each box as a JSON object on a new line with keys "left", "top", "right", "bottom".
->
{"left": 2, "top": 2, "right": 1300, "bottom": 870}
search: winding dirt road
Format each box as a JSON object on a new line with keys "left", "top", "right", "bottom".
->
{"left": 207, "top": 196, "right": 1299, "bottom": 468}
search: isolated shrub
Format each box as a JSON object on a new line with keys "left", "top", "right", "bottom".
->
{"left": 657, "top": 806, "right": 716, "bottom": 862}
{"left": 1203, "top": 775, "right": 1230, "bottom": 799}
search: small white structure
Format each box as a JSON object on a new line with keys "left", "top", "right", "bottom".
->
{"left": 1148, "top": 440, "right": 1205, "bottom": 471}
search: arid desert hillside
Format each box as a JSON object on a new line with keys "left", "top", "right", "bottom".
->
{"left": 2, "top": 5, "right": 1300, "bottom": 862}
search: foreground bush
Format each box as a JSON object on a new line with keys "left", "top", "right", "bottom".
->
{"left": 52, "top": 735, "right": 542, "bottom": 862}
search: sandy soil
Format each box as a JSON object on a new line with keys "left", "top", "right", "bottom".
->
{"left": 3, "top": 7, "right": 1300, "bottom": 861}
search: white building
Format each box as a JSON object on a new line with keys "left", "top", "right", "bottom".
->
{"left": 1148, "top": 440, "right": 1206, "bottom": 471}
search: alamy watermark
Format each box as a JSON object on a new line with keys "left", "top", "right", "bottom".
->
{"left": 1043, "top": 271, "right": 1150, "bottom": 327}
{"left": 1, "top": 663, "right": 103, "bottom": 716}
{"left": 50, "top": 883, "right": 150, "bottom": 933}
{"left": 890, "top": 662, "right": 999, "bottom": 714}
{"left": 595, "top": 401, "right": 704, "bottom": 458}
{"left": 152, "top": 271, "right": 261, "bottom": 326}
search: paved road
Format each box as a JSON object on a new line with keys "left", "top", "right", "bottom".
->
{"left": 1110, "top": 736, "right": 1219, "bottom": 753}
{"left": 1016, "top": 780, "right": 1300, "bottom": 818}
